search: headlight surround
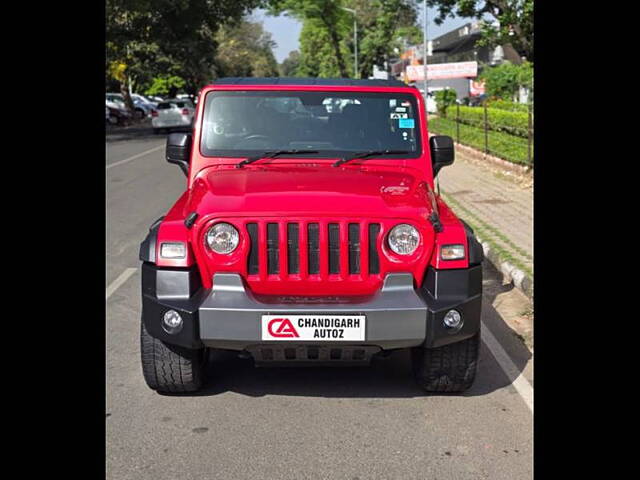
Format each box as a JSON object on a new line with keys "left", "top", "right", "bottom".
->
{"left": 205, "top": 222, "right": 239, "bottom": 254}
{"left": 440, "top": 244, "right": 465, "bottom": 260}
{"left": 387, "top": 224, "right": 420, "bottom": 255}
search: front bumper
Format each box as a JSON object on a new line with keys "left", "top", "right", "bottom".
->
{"left": 141, "top": 263, "right": 482, "bottom": 352}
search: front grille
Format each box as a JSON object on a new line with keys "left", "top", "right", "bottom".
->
{"left": 246, "top": 220, "right": 381, "bottom": 279}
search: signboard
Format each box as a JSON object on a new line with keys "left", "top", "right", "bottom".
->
{"left": 470, "top": 79, "right": 486, "bottom": 96}
{"left": 406, "top": 61, "right": 478, "bottom": 82}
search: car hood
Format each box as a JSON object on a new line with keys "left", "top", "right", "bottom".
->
{"left": 185, "top": 164, "right": 432, "bottom": 220}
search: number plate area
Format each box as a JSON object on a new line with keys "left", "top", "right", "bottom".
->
{"left": 261, "top": 315, "right": 366, "bottom": 341}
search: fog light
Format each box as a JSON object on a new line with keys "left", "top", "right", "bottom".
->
{"left": 443, "top": 309, "right": 462, "bottom": 329}
{"left": 162, "top": 309, "right": 183, "bottom": 334}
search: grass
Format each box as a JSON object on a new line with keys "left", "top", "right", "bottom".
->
{"left": 429, "top": 116, "right": 532, "bottom": 166}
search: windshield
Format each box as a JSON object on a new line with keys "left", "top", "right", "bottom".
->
{"left": 200, "top": 90, "right": 421, "bottom": 158}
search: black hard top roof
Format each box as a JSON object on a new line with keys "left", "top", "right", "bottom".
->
{"left": 211, "top": 77, "right": 412, "bottom": 88}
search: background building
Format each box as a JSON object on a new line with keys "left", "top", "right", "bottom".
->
{"left": 390, "top": 20, "right": 522, "bottom": 100}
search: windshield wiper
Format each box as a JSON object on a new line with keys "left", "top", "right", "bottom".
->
{"left": 236, "top": 149, "right": 319, "bottom": 168}
{"left": 333, "top": 149, "right": 410, "bottom": 167}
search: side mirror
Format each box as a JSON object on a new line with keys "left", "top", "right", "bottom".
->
{"left": 166, "top": 132, "right": 192, "bottom": 176}
{"left": 430, "top": 135, "right": 454, "bottom": 176}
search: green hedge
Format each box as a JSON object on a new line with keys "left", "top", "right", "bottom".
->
{"left": 486, "top": 99, "right": 530, "bottom": 113}
{"left": 429, "top": 116, "right": 532, "bottom": 166}
{"left": 454, "top": 106, "right": 529, "bottom": 138}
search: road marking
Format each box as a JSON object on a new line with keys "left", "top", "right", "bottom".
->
{"left": 106, "top": 144, "right": 163, "bottom": 170}
{"left": 106, "top": 268, "right": 137, "bottom": 299}
{"left": 481, "top": 320, "right": 533, "bottom": 412}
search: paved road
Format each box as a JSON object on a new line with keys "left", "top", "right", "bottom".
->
{"left": 106, "top": 130, "right": 533, "bottom": 480}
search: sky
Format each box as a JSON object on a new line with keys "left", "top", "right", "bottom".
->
{"left": 251, "top": 5, "right": 475, "bottom": 63}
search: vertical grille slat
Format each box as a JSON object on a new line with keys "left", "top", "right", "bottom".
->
{"left": 287, "top": 223, "right": 299, "bottom": 274}
{"left": 348, "top": 223, "right": 360, "bottom": 274}
{"left": 328, "top": 223, "right": 340, "bottom": 274}
{"left": 267, "top": 223, "right": 279, "bottom": 274}
{"left": 308, "top": 223, "right": 320, "bottom": 275}
{"left": 368, "top": 224, "right": 381, "bottom": 274}
{"left": 299, "top": 221, "right": 309, "bottom": 278}
{"left": 247, "top": 223, "right": 259, "bottom": 275}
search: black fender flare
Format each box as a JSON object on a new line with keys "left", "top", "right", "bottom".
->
{"left": 460, "top": 219, "right": 484, "bottom": 266}
{"left": 139, "top": 216, "right": 164, "bottom": 264}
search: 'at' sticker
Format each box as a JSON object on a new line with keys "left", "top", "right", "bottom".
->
{"left": 399, "top": 118, "right": 415, "bottom": 128}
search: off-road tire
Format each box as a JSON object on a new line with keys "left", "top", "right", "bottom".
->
{"left": 412, "top": 333, "right": 480, "bottom": 393}
{"left": 140, "top": 321, "right": 205, "bottom": 393}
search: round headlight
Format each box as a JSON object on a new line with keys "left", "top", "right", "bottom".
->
{"left": 205, "top": 223, "right": 239, "bottom": 254}
{"left": 388, "top": 224, "right": 420, "bottom": 255}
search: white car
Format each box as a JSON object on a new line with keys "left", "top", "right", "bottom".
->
{"left": 419, "top": 88, "right": 444, "bottom": 114}
{"left": 151, "top": 99, "right": 195, "bottom": 133}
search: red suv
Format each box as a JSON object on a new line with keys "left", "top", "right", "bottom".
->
{"left": 139, "top": 78, "right": 484, "bottom": 393}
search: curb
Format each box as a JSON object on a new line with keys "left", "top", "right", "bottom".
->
{"left": 477, "top": 235, "right": 533, "bottom": 300}
{"left": 453, "top": 142, "right": 533, "bottom": 177}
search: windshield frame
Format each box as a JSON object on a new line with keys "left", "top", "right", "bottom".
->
{"left": 198, "top": 89, "right": 423, "bottom": 160}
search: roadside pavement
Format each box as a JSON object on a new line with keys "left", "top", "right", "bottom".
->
{"left": 437, "top": 148, "right": 533, "bottom": 296}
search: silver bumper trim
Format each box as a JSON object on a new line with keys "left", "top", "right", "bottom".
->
{"left": 198, "top": 273, "right": 428, "bottom": 350}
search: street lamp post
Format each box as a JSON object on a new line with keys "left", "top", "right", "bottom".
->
{"left": 341, "top": 7, "right": 358, "bottom": 78}
{"left": 423, "top": 0, "right": 428, "bottom": 99}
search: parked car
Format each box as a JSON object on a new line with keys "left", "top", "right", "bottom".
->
{"left": 106, "top": 105, "right": 132, "bottom": 126}
{"left": 131, "top": 93, "right": 158, "bottom": 109}
{"left": 468, "top": 94, "right": 487, "bottom": 107}
{"left": 106, "top": 106, "right": 114, "bottom": 124}
{"left": 139, "top": 78, "right": 484, "bottom": 394}
{"left": 106, "top": 92, "right": 154, "bottom": 119}
{"left": 131, "top": 94, "right": 158, "bottom": 117}
{"left": 420, "top": 88, "right": 444, "bottom": 114}
{"left": 132, "top": 98, "right": 153, "bottom": 118}
{"left": 106, "top": 93, "right": 126, "bottom": 108}
{"left": 151, "top": 99, "right": 195, "bottom": 133}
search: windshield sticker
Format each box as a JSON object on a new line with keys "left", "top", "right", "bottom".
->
{"left": 401, "top": 101, "right": 411, "bottom": 107}
{"left": 390, "top": 112, "right": 408, "bottom": 119}
{"left": 389, "top": 99, "right": 397, "bottom": 107}
{"left": 399, "top": 118, "right": 415, "bottom": 128}
{"left": 394, "top": 107, "right": 407, "bottom": 112}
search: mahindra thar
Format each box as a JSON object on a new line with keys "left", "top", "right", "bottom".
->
{"left": 139, "top": 78, "right": 484, "bottom": 394}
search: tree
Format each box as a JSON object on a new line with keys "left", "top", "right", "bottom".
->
{"left": 268, "top": 0, "right": 351, "bottom": 77}
{"left": 280, "top": 50, "right": 302, "bottom": 76}
{"left": 344, "top": 0, "right": 419, "bottom": 79}
{"left": 479, "top": 60, "right": 532, "bottom": 100}
{"left": 434, "top": 88, "right": 457, "bottom": 116}
{"left": 106, "top": 0, "right": 266, "bottom": 106}
{"left": 296, "top": 18, "right": 352, "bottom": 77}
{"left": 145, "top": 75, "right": 186, "bottom": 98}
{"left": 215, "top": 20, "right": 280, "bottom": 78}
{"left": 426, "top": 0, "right": 533, "bottom": 61}
{"left": 268, "top": 0, "right": 419, "bottom": 79}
